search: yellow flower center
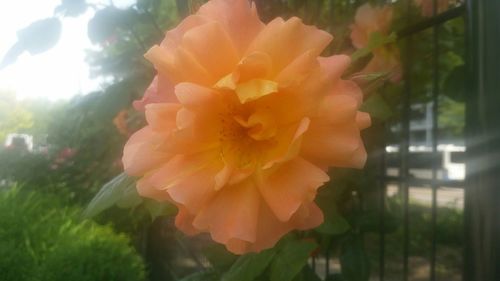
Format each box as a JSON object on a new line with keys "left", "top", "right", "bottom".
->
{"left": 217, "top": 101, "right": 278, "bottom": 171}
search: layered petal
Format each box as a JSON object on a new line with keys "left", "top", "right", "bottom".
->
{"left": 193, "top": 180, "right": 260, "bottom": 245}
{"left": 197, "top": 0, "right": 264, "bottom": 54}
{"left": 246, "top": 17, "right": 332, "bottom": 75}
{"left": 301, "top": 81, "right": 369, "bottom": 169}
{"left": 122, "top": 127, "right": 172, "bottom": 176}
{"left": 133, "top": 75, "right": 176, "bottom": 110}
{"left": 258, "top": 158, "right": 329, "bottom": 222}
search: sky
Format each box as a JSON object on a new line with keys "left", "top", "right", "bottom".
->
{"left": 0, "top": 0, "right": 135, "bottom": 101}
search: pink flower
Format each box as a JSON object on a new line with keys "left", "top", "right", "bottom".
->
{"left": 123, "top": 0, "right": 370, "bottom": 254}
{"left": 350, "top": 3, "right": 393, "bottom": 49}
{"left": 414, "top": 0, "right": 450, "bottom": 17}
{"left": 350, "top": 3, "right": 401, "bottom": 83}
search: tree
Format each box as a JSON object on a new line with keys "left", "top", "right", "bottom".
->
{"left": 0, "top": 91, "right": 33, "bottom": 143}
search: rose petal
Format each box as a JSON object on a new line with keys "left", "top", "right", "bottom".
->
{"left": 181, "top": 21, "right": 239, "bottom": 80}
{"left": 145, "top": 103, "right": 180, "bottom": 132}
{"left": 198, "top": 0, "right": 264, "bottom": 55}
{"left": 247, "top": 17, "right": 332, "bottom": 75}
{"left": 258, "top": 158, "right": 329, "bottom": 221}
{"left": 136, "top": 174, "right": 171, "bottom": 201}
{"left": 122, "top": 127, "right": 172, "bottom": 176}
{"left": 133, "top": 75, "right": 176, "bottom": 110}
{"left": 193, "top": 180, "right": 260, "bottom": 244}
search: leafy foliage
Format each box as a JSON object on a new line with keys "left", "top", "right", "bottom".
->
{"left": 221, "top": 248, "right": 276, "bottom": 281}
{"left": 0, "top": 91, "right": 34, "bottom": 142}
{"left": 269, "top": 239, "right": 317, "bottom": 281}
{"left": 340, "top": 235, "right": 370, "bottom": 281}
{"left": 0, "top": 188, "right": 146, "bottom": 281}
{"left": 55, "top": 0, "right": 88, "bottom": 17}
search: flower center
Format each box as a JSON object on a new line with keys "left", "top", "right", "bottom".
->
{"left": 218, "top": 109, "right": 277, "bottom": 170}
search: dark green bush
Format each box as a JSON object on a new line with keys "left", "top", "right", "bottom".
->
{"left": 0, "top": 188, "right": 146, "bottom": 281}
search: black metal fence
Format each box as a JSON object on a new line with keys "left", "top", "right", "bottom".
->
{"left": 312, "top": 1, "right": 469, "bottom": 280}
{"left": 383, "top": 4, "right": 466, "bottom": 281}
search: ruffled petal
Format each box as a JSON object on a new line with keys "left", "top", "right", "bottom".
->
{"left": 175, "top": 83, "right": 224, "bottom": 142}
{"left": 246, "top": 17, "right": 332, "bottom": 75}
{"left": 331, "top": 80, "right": 363, "bottom": 105}
{"left": 263, "top": 117, "right": 310, "bottom": 169}
{"left": 167, "top": 164, "right": 219, "bottom": 214}
{"left": 248, "top": 200, "right": 323, "bottom": 253}
{"left": 301, "top": 122, "right": 367, "bottom": 169}
{"left": 356, "top": 112, "right": 372, "bottom": 130}
{"left": 258, "top": 158, "right": 329, "bottom": 221}
{"left": 136, "top": 174, "right": 171, "bottom": 201}
{"left": 275, "top": 50, "right": 318, "bottom": 88}
{"left": 197, "top": 0, "right": 264, "bottom": 55}
{"left": 193, "top": 180, "right": 260, "bottom": 245}
{"left": 293, "top": 202, "right": 324, "bottom": 230}
{"left": 175, "top": 83, "right": 218, "bottom": 108}
{"left": 175, "top": 206, "right": 200, "bottom": 236}
{"left": 122, "top": 127, "right": 172, "bottom": 176}
{"left": 145, "top": 103, "right": 180, "bottom": 132}
{"left": 319, "top": 55, "right": 352, "bottom": 84}
{"left": 160, "top": 15, "right": 209, "bottom": 53}
{"left": 181, "top": 21, "right": 239, "bottom": 80}
{"left": 316, "top": 94, "right": 359, "bottom": 124}
{"left": 133, "top": 75, "right": 176, "bottom": 110}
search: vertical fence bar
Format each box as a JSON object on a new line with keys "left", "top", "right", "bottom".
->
{"left": 378, "top": 138, "right": 386, "bottom": 281}
{"left": 401, "top": 40, "right": 412, "bottom": 281}
{"left": 393, "top": 4, "right": 466, "bottom": 281}
{"left": 464, "top": 0, "right": 500, "bottom": 280}
{"left": 401, "top": 3, "right": 414, "bottom": 280}
{"left": 325, "top": 248, "right": 330, "bottom": 277}
{"left": 311, "top": 256, "right": 316, "bottom": 272}
{"left": 430, "top": 1, "right": 440, "bottom": 280}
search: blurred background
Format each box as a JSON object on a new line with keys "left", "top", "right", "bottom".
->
{"left": 0, "top": 0, "right": 496, "bottom": 281}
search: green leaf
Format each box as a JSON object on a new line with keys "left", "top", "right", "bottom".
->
{"left": 351, "top": 32, "right": 397, "bottom": 62}
{"left": 55, "top": 0, "right": 88, "bottom": 17}
{"left": 351, "top": 72, "right": 389, "bottom": 82}
{"left": 443, "top": 64, "right": 465, "bottom": 102}
{"left": 353, "top": 212, "right": 399, "bottom": 234}
{"left": 87, "top": 7, "right": 129, "bottom": 43}
{"left": 180, "top": 271, "right": 220, "bottom": 281}
{"left": 175, "top": 0, "right": 189, "bottom": 17}
{"left": 294, "top": 265, "right": 321, "bottom": 281}
{"left": 143, "top": 199, "right": 177, "bottom": 220}
{"left": 325, "top": 273, "right": 345, "bottom": 281}
{"left": 360, "top": 93, "right": 393, "bottom": 121}
{"left": 115, "top": 183, "right": 142, "bottom": 209}
{"left": 17, "top": 18, "right": 62, "bottom": 55}
{"left": 315, "top": 186, "right": 350, "bottom": 236}
{"left": 316, "top": 216, "right": 350, "bottom": 235}
{"left": 270, "top": 239, "right": 317, "bottom": 281}
{"left": 83, "top": 173, "right": 138, "bottom": 218}
{"left": 221, "top": 248, "right": 276, "bottom": 281}
{"left": 203, "top": 243, "right": 238, "bottom": 270}
{"left": 1, "top": 18, "right": 62, "bottom": 68}
{"left": 340, "top": 235, "right": 370, "bottom": 281}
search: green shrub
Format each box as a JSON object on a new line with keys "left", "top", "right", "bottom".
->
{"left": 0, "top": 188, "right": 146, "bottom": 281}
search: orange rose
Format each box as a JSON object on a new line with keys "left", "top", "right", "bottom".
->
{"left": 350, "top": 3, "right": 401, "bottom": 83}
{"left": 123, "top": 0, "right": 370, "bottom": 254}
